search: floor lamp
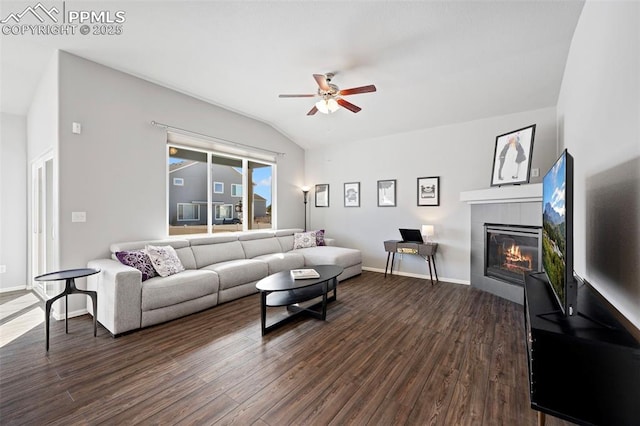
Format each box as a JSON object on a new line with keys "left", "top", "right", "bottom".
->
{"left": 302, "top": 186, "right": 310, "bottom": 231}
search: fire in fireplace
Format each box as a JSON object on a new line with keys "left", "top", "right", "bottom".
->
{"left": 484, "top": 224, "right": 542, "bottom": 285}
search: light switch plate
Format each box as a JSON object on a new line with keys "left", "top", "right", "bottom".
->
{"left": 71, "top": 211, "right": 86, "bottom": 222}
{"left": 72, "top": 122, "right": 82, "bottom": 134}
{"left": 531, "top": 168, "right": 540, "bottom": 177}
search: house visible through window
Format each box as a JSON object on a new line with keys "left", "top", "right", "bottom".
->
{"left": 168, "top": 142, "right": 275, "bottom": 235}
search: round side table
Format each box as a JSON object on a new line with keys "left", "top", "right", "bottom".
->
{"left": 34, "top": 268, "right": 100, "bottom": 351}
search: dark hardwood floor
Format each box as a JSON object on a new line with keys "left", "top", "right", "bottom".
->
{"left": 0, "top": 272, "right": 572, "bottom": 425}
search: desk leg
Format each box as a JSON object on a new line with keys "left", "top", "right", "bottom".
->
{"left": 432, "top": 255, "right": 439, "bottom": 283}
{"left": 426, "top": 257, "right": 434, "bottom": 284}
{"left": 390, "top": 253, "right": 396, "bottom": 276}
{"left": 384, "top": 252, "right": 391, "bottom": 278}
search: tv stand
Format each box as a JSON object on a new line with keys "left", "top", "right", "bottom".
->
{"left": 524, "top": 273, "right": 640, "bottom": 425}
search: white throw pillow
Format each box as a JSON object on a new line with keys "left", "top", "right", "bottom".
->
{"left": 145, "top": 244, "right": 185, "bottom": 277}
{"left": 293, "top": 231, "right": 317, "bottom": 249}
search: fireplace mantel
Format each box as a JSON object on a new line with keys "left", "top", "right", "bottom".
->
{"left": 460, "top": 183, "right": 542, "bottom": 205}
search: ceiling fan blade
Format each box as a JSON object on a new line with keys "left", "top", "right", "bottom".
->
{"left": 313, "top": 74, "right": 331, "bottom": 91}
{"left": 339, "top": 84, "right": 377, "bottom": 96}
{"left": 279, "top": 94, "right": 316, "bottom": 98}
{"left": 307, "top": 105, "right": 318, "bottom": 116}
{"left": 337, "top": 98, "right": 362, "bottom": 113}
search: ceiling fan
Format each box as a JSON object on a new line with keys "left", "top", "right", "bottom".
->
{"left": 279, "top": 73, "right": 377, "bottom": 115}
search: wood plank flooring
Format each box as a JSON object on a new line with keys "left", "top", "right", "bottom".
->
{"left": 0, "top": 272, "right": 572, "bottom": 425}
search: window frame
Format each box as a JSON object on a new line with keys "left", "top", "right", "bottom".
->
{"left": 177, "top": 203, "right": 200, "bottom": 221}
{"left": 214, "top": 204, "right": 234, "bottom": 220}
{"left": 231, "top": 183, "right": 242, "bottom": 197}
{"left": 213, "top": 181, "right": 224, "bottom": 194}
{"left": 167, "top": 142, "right": 276, "bottom": 235}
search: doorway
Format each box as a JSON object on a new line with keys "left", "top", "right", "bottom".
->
{"left": 31, "top": 153, "right": 55, "bottom": 299}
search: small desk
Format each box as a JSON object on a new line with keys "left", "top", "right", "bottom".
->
{"left": 34, "top": 268, "right": 100, "bottom": 351}
{"left": 383, "top": 240, "right": 439, "bottom": 284}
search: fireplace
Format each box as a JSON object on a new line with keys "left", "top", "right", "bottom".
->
{"left": 484, "top": 223, "right": 542, "bottom": 286}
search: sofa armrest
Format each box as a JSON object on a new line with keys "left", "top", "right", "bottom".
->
{"left": 324, "top": 238, "right": 336, "bottom": 246}
{"left": 87, "top": 259, "right": 142, "bottom": 336}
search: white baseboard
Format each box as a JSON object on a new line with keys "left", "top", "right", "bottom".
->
{"left": 52, "top": 308, "right": 90, "bottom": 321}
{"left": 361, "top": 266, "right": 470, "bottom": 286}
{"left": 0, "top": 285, "right": 28, "bottom": 293}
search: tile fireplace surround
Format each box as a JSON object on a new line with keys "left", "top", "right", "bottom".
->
{"left": 461, "top": 184, "right": 542, "bottom": 304}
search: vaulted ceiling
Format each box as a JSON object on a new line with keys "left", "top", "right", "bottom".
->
{"left": 0, "top": 1, "right": 584, "bottom": 148}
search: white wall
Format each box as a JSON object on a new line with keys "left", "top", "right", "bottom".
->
{"left": 0, "top": 113, "right": 28, "bottom": 292}
{"left": 557, "top": 1, "right": 639, "bottom": 330}
{"left": 305, "top": 106, "right": 557, "bottom": 283}
{"left": 53, "top": 52, "right": 304, "bottom": 314}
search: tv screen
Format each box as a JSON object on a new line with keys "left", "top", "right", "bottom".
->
{"left": 542, "top": 149, "right": 576, "bottom": 315}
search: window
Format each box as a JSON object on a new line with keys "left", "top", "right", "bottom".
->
{"left": 177, "top": 203, "right": 199, "bottom": 221}
{"left": 231, "top": 184, "right": 242, "bottom": 197}
{"left": 168, "top": 142, "right": 275, "bottom": 235}
{"left": 215, "top": 204, "right": 234, "bottom": 220}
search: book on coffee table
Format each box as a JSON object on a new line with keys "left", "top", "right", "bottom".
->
{"left": 291, "top": 269, "right": 320, "bottom": 279}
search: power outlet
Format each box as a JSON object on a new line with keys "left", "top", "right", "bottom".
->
{"left": 0, "top": 265, "right": 6, "bottom": 274}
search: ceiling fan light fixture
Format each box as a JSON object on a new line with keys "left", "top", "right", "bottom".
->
{"left": 316, "top": 97, "right": 339, "bottom": 114}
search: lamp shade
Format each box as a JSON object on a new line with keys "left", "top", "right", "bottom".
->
{"left": 421, "top": 225, "right": 435, "bottom": 239}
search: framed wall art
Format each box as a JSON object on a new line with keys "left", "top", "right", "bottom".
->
{"left": 417, "top": 176, "right": 440, "bottom": 206}
{"left": 315, "top": 184, "right": 329, "bottom": 207}
{"left": 377, "top": 179, "right": 396, "bottom": 207}
{"left": 490, "top": 124, "right": 536, "bottom": 186}
{"left": 344, "top": 182, "right": 360, "bottom": 207}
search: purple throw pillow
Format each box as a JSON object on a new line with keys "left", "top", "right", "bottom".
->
{"left": 115, "top": 250, "right": 157, "bottom": 281}
{"left": 315, "top": 229, "right": 326, "bottom": 246}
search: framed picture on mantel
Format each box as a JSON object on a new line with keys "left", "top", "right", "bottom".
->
{"left": 490, "top": 124, "right": 536, "bottom": 187}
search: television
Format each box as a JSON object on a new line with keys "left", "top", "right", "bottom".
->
{"left": 542, "top": 149, "right": 576, "bottom": 316}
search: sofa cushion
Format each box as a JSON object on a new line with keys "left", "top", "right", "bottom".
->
{"left": 141, "top": 270, "right": 219, "bottom": 311}
{"left": 203, "top": 259, "right": 268, "bottom": 290}
{"left": 241, "top": 236, "right": 282, "bottom": 259}
{"left": 277, "top": 235, "right": 295, "bottom": 252}
{"left": 314, "top": 229, "right": 326, "bottom": 246}
{"left": 294, "top": 231, "right": 317, "bottom": 249}
{"left": 293, "top": 246, "right": 362, "bottom": 269}
{"left": 146, "top": 245, "right": 185, "bottom": 277}
{"left": 175, "top": 246, "right": 197, "bottom": 270}
{"left": 115, "top": 250, "right": 157, "bottom": 281}
{"left": 191, "top": 240, "right": 246, "bottom": 268}
{"left": 255, "top": 252, "right": 305, "bottom": 274}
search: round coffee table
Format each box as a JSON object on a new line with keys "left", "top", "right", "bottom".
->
{"left": 256, "top": 265, "right": 343, "bottom": 335}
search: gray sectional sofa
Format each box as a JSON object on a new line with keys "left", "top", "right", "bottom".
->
{"left": 87, "top": 229, "right": 361, "bottom": 336}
